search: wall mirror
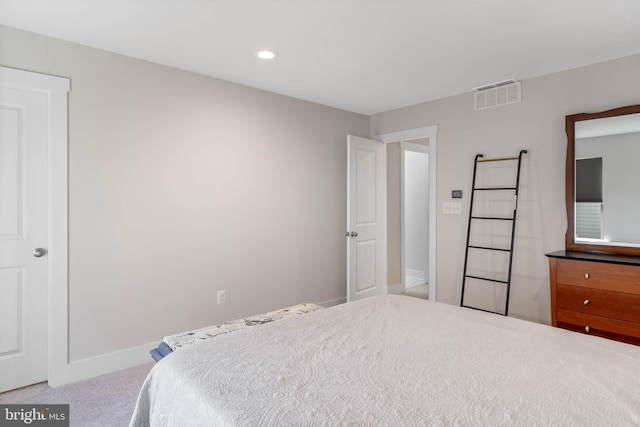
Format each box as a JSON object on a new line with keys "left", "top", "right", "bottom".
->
{"left": 566, "top": 104, "right": 640, "bottom": 256}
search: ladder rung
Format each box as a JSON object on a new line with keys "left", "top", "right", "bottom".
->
{"left": 461, "top": 305, "right": 507, "bottom": 316}
{"left": 465, "top": 275, "right": 508, "bottom": 284}
{"left": 477, "top": 156, "right": 519, "bottom": 163}
{"left": 471, "top": 216, "right": 514, "bottom": 221}
{"left": 461, "top": 150, "right": 526, "bottom": 317}
{"left": 473, "top": 187, "right": 516, "bottom": 191}
{"left": 468, "top": 245, "right": 511, "bottom": 252}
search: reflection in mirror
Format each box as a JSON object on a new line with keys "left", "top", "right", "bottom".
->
{"left": 574, "top": 157, "right": 602, "bottom": 239}
{"left": 575, "top": 114, "right": 640, "bottom": 245}
{"left": 567, "top": 106, "right": 640, "bottom": 255}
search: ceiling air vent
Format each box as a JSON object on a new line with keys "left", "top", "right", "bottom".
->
{"left": 473, "top": 79, "right": 521, "bottom": 111}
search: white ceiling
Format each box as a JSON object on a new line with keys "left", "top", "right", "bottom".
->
{"left": 1, "top": 0, "right": 640, "bottom": 115}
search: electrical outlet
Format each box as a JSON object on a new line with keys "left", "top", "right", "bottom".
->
{"left": 443, "top": 202, "right": 462, "bottom": 215}
{"left": 217, "top": 290, "right": 226, "bottom": 305}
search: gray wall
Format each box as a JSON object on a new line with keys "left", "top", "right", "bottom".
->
{"left": 386, "top": 142, "right": 401, "bottom": 286}
{"left": 372, "top": 53, "right": 640, "bottom": 323}
{"left": 2, "top": 22, "right": 639, "bottom": 364}
{"left": 0, "top": 25, "right": 369, "bottom": 361}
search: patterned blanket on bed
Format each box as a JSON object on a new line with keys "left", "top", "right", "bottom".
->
{"left": 163, "top": 303, "right": 324, "bottom": 351}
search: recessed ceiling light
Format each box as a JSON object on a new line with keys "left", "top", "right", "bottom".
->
{"left": 257, "top": 50, "right": 278, "bottom": 60}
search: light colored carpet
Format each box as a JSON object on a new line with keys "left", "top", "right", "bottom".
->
{"left": 402, "top": 283, "right": 429, "bottom": 299}
{"left": 0, "top": 362, "right": 154, "bottom": 427}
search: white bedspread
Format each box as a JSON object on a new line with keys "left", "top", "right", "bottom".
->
{"left": 131, "top": 295, "right": 640, "bottom": 426}
{"left": 162, "top": 303, "right": 324, "bottom": 351}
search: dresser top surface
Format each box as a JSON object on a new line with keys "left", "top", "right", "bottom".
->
{"left": 546, "top": 250, "right": 640, "bottom": 266}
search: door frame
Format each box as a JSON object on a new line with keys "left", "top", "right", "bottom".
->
{"left": 0, "top": 66, "right": 70, "bottom": 387}
{"left": 373, "top": 125, "right": 438, "bottom": 301}
{"left": 400, "top": 141, "right": 429, "bottom": 291}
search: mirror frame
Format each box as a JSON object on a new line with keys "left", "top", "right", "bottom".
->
{"left": 566, "top": 104, "right": 640, "bottom": 256}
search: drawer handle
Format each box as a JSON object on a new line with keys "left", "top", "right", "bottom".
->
{"left": 585, "top": 326, "right": 590, "bottom": 333}
{"left": 583, "top": 299, "right": 590, "bottom": 306}
{"left": 584, "top": 273, "right": 590, "bottom": 279}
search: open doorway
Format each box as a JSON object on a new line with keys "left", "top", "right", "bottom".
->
{"left": 401, "top": 141, "right": 429, "bottom": 298}
{"left": 374, "top": 125, "right": 437, "bottom": 301}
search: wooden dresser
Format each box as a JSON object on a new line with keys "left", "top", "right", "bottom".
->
{"left": 546, "top": 250, "right": 640, "bottom": 345}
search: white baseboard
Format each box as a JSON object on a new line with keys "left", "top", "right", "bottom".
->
{"left": 49, "top": 341, "right": 157, "bottom": 387}
{"left": 406, "top": 269, "right": 425, "bottom": 280}
{"left": 319, "top": 297, "right": 347, "bottom": 308}
{"left": 50, "top": 297, "right": 348, "bottom": 387}
{"left": 406, "top": 269, "right": 426, "bottom": 288}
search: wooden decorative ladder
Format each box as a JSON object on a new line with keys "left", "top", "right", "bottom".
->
{"left": 460, "top": 150, "right": 527, "bottom": 316}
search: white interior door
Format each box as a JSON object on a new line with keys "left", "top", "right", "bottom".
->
{"left": 347, "top": 135, "right": 386, "bottom": 302}
{"left": 0, "top": 83, "right": 50, "bottom": 392}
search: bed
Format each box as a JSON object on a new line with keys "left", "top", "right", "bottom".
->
{"left": 130, "top": 295, "right": 640, "bottom": 426}
{"left": 149, "top": 303, "right": 324, "bottom": 362}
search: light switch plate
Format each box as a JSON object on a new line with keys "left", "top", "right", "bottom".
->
{"left": 443, "top": 202, "right": 462, "bottom": 215}
{"left": 217, "top": 290, "right": 226, "bottom": 304}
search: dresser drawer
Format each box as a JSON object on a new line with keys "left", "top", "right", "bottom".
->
{"left": 556, "top": 259, "right": 640, "bottom": 295}
{"left": 556, "top": 310, "right": 640, "bottom": 340}
{"left": 556, "top": 284, "right": 640, "bottom": 323}
{"left": 557, "top": 322, "right": 640, "bottom": 346}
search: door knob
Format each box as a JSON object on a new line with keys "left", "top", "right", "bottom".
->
{"left": 350, "top": 232, "right": 358, "bottom": 237}
{"left": 32, "top": 248, "right": 46, "bottom": 258}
